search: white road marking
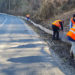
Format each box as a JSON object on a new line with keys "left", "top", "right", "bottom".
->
{"left": 0, "top": 18, "right": 7, "bottom": 27}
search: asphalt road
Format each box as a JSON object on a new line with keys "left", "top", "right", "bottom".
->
{"left": 0, "top": 14, "right": 65, "bottom": 75}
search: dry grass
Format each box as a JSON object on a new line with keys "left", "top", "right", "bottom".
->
{"left": 39, "top": 1, "right": 55, "bottom": 19}
{"left": 34, "top": 0, "right": 75, "bottom": 19}
{"left": 32, "top": 0, "right": 75, "bottom": 32}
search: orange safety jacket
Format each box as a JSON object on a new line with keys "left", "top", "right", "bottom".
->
{"left": 67, "top": 25, "right": 75, "bottom": 40}
{"left": 52, "top": 20, "right": 62, "bottom": 28}
{"left": 71, "top": 18, "right": 75, "bottom": 26}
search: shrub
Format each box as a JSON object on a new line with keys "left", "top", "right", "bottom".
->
{"left": 39, "top": 1, "right": 55, "bottom": 19}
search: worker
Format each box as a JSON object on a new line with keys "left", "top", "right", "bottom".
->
{"left": 69, "top": 14, "right": 75, "bottom": 29}
{"left": 67, "top": 25, "right": 75, "bottom": 59}
{"left": 67, "top": 14, "right": 75, "bottom": 59}
{"left": 26, "top": 14, "right": 30, "bottom": 21}
{"left": 52, "top": 20, "right": 63, "bottom": 40}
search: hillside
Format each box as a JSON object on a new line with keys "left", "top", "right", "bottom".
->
{"left": 34, "top": 0, "right": 75, "bottom": 20}
{"left": 0, "top": 0, "right": 74, "bottom": 16}
{"left": 0, "top": 0, "right": 75, "bottom": 28}
{"left": 0, "top": 0, "right": 41, "bottom": 15}
{"left": 31, "top": 0, "right": 75, "bottom": 32}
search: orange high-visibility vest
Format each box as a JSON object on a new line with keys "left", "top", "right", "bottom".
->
{"left": 67, "top": 25, "right": 75, "bottom": 40}
{"left": 71, "top": 18, "right": 75, "bottom": 26}
{"left": 52, "top": 20, "right": 62, "bottom": 28}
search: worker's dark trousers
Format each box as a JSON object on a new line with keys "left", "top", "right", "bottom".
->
{"left": 52, "top": 25, "right": 59, "bottom": 40}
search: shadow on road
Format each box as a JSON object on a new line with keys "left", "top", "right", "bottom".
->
{"left": 0, "top": 39, "right": 40, "bottom": 43}
{"left": 8, "top": 56, "right": 51, "bottom": 64}
{"left": 0, "top": 30, "right": 28, "bottom": 34}
{"left": 9, "top": 43, "right": 46, "bottom": 49}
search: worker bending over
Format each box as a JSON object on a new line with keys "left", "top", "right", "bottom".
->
{"left": 52, "top": 20, "right": 63, "bottom": 40}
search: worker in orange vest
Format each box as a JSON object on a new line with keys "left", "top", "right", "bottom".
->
{"left": 69, "top": 14, "right": 75, "bottom": 29}
{"left": 67, "top": 14, "right": 75, "bottom": 59}
{"left": 67, "top": 25, "right": 75, "bottom": 59}
{"left": 52, "top": 20, "right": 63, "bottom": 40}
{"left": 26, "top": 14, "right": 30, "bottom": 21}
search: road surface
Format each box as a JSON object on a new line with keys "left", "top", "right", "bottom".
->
{"left": 0, "top": 14, "right": 65, "bottom": 75}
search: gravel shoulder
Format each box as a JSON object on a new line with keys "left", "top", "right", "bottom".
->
{"left": 23, "top": 19, "right": 75, "bottom": 75}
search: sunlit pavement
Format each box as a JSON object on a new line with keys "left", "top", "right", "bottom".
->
{"left": 0, "top": 14, "right": 65, "bottom": 75}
